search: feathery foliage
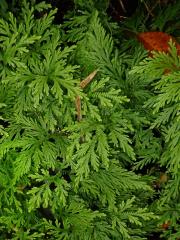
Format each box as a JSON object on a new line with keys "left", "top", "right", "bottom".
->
{"left": 0, "top": 0, "right": 179, "bottom": 239}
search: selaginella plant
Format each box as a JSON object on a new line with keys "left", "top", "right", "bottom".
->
{"left": 0, "top": 1, "right": 159, "bottom": 239}
{"left": 1, "top": 0, "right": 180, "bottom": 239}
{"left": 130, "top": 41, "right": 180, "bottom": 239}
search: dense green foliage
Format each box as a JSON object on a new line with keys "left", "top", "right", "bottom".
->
{"left": 0, "top": 0, "right": 179, "bottom": 239}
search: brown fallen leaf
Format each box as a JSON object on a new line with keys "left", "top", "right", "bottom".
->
{"left": 76, "top": 69, "right": 98, "bottom": 122}
{"left": 80, "top": 69, "right": 99, "bottom": 89}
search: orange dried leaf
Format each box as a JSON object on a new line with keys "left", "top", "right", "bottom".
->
{"left": 161, "top": 221, "right": 171, "bottom": 230}
{"left": 137, "top": 31, "right": 180, "bottom": 56}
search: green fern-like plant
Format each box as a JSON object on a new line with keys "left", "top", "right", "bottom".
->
{"left": 131, "top": 40, "right": 180, "bottom": 239}
{"left": 0, "top": 1, "right": 159, "bottom": 239}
